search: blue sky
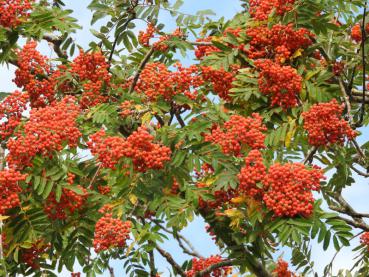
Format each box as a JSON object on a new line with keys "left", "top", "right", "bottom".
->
{"left": 1, "top": 0, "right": 369, "bottom": 276}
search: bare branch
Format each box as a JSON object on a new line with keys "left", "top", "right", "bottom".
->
{"left": 155, "top": 246, "right": 186, "bottom": 277}
{"left": 350, "top": 165, "right": 369, "bottom": 177}
{"left": 153, "top": 220, "right": 202, "bottom": 258}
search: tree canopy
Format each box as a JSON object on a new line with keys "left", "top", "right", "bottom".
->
{"left": 0, "top": 0, "right": 369, "bottom": 276}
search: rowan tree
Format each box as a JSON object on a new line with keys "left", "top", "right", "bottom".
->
{"left": 0, "top": 0, "right": 369, "bottom": 276}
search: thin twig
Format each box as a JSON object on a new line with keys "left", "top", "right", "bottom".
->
{"left": 108, "top": 266, "right": 115, "bottom": 277}
{"left": 194, "top": 259, "right": 235, "bottom": 277}
{"left": 350, "top": 165, "right": 369, "bottom": 177}
{"left": 153, "top": 220, "right": 202, "bottom": 258}
{"left": 352, "top": 139, "right": 366, "bottom": 161}
{"left": 339, "top": 78, "right": 353, "bottom": 124}
{"left": 155, "top": 246, "right": 186, "bottom": 277}
{"left": 358, "top": 2, "right": 368, "bottom": 126}
{"left": 88, "top": 164, "right": 102, "bottom": 188}
{"left": 326, "top": 231, "right": 364, "bottom": 276}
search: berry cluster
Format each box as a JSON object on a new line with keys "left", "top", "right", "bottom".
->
{"left": 7, "top": 97, "right": 81, "bottom": 169}
{"left": 194, "top": 37, "right": 220, "bottom": 59}
{"left": 204, "top": 114, "right": 266, "bottom": 156}
{"left": 119, "top": 100, "right": 135, "bottom": 117}
{"left": 249, "top": 0, "right": 295, "bottom": 21}
{"left": 263, "top": 163, "right": 324, "bottom": 217}
{"left": 255, "top": 59, "right": 302, "bottom": 108}
{"left": 70, "top": 50, "right": 111, "bottom": 108}
{"left": 194, "top": 27, "right": 241, "bottom": 60}
{"left": 93, "top": 212, "right": 131, "bottom": 253}
{"left": 197, "top": 182, "right": 236, "bottom": 210}
{"left": 205, "top": 224, "right": 217, "bottom": 241}
{"left": 44, "top": 185, "right": 87, "bottom": 220}
{"left": 333, "top": 61, "right": 345, "bottom": 76}
{"left": 351, "top": 24, "right": 362, "bottom": 43}
{"left": 302, "top": 99, "right": 357, "bottom": 146}
{"left": 351, "top": 23, "right": 369, "bottom": 43}
{"left": 170, "top": 178, "right": 180, "bottom": 195}
{"left": 153, "top": 28, "right": 184, "bottom": 52}
{"left": 138, "top": 23, "right": 156, "bottom": 46}
{"left": 22, "top": 241, "right": 50, "bottom": 269}
{"left": 133, "top": 62, "right": 203, "bottom": 101}
{"left": 186, "top": 255, "right": 232, "bottom": 277}
{"left": 0, "top": 0, "right": 34, "bottom": 28}
{"left": 88, "top": 127, "right": 171, "bottom": 172}
{"left": 360, "top": 232, "right": 369, "bottom": 250}
{"left": 14, "top": 41, "right": 55, "bottom": 107}
{"left": 97, "top": 185, "right": 111, "bottom": 195}
{"left": 0, "top": 169, "right": 26, "bottom": 215}
{"left": 245, "top": 23, "right": 313, "bottom": 63}
{"left": 139, "top": 24, "right": 184, "bottom": 51}
{"left": 238, "top": 150, "right": 266, "bottom": 198}
{"left": 71, "top": 273, "right": 81, "bottom": 277}
{"left": 273, "top": 259, "right": 295, "bottom": 277}
{"left": 0, "top": 91, "right": 29, "bottom": 140}
{"left": 201, "top": 66, "right": 239, "bottom": 101}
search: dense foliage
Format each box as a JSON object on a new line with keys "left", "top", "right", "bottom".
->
{"left": 0, "top": 0, "right": 369, "bottom": 276}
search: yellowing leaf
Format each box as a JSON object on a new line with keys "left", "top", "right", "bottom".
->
{"left": 141, "top": 112, "right": 152, "bottom": 125}
{"left": 230, "top": 196, "right": 248, "bottom": 204}
{"left": 128, "top": 194, "right": 138, "bottom": 205}
{"left": 292, "top": 48, "right": 304, "bottom": 59}
{"left": 224, "top": 208, "right": 244, "bottom": 228}
{"left": 134, "top": 104, "right": 144, "bottom": 111}
{"left": 0, "top": 215, "right": 9, "bottom": 221}
{"left": 204, "top": 177, "right": 217, "bottom": 186}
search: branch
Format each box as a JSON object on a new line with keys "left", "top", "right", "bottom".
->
{"left": 153, "top": 220, "right": 202, "bottom": 258}
{"left": 352, "top": 139, "right": 366, "bottom": 161}
{"left": 336, "top": 216, "right": 369, "bottom": 232}
{"left": 350, "top": 165, "right": 369, "bottom": 177}
{"left": 175, "top": 113, "right": 186, "bottom": 128}
{"left": 154, "top": 115, "right": 165, "bottom": 127}
{"left": 358, "top": 2, "right": 368, "bottom": 126}
{"left": 328, "top": 192, "right": 369, "bottom": 231}
{"left": 155, "top": 246, "right": 186, "bottom": 277}
{"left": 43, "top": 34, "right": 68, "bottom": 59}
{"left": 339, "top": 78, "right": 353, "bottom": 124}
{"left": 199, "top": 211, "right": 272, "bottom": 277}
{"left": 149, "top": 250, "right": 156, "bottom": 277}
{"left": 303, "top": 147, "right": 318, "bottom": 165}
{"left": 128, "top": 47, "right": 155, "bottom": 94}
{"left": 108, "top": 266, "right": 115, "bottom": 277}
{"left": 189, "top": 41, "right": 213, "bottom": 46}
{"left": 194, "top": 259, "right": 235, "bottom": 277}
